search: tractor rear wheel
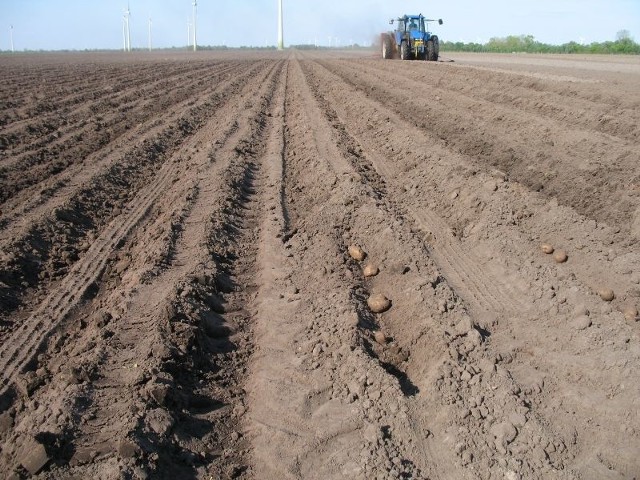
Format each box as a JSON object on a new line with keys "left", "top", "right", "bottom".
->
{"left": 426, "top": 40, "right": 436, "bottom": 61}
{"left": 382, "top": 35, "right": 393, "bottom": 59}
{"left": 400, "top": 41, "right": 411, "bottom": 60}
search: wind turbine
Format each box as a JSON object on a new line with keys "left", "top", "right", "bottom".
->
{"left": 124, "top": 3, "right": 131, "bottom": 52}
{"left": 148, "top": 17, "right": 152, "bottom": 51}
{"left": 192, "top": 0, "right": 197, "bottom": 51}
{"left": 187, "top": 18, "right": 191, "bottom": 48}
{"left": 128, "top": 3, "right": 132, "bottom": 51}
{"left": 277, "top": 0, "right": 284, "bottom": 50}
{"left": 9, "top": 25, "right": 14, "bottom": 53}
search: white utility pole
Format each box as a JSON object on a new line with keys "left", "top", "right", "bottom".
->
{"left": 148, "top": 17, "right": 152, "bottom": 51}
{"left": 277, "top": 0, "right": 284, "bottom": 50}
{"left": 9, "top": 25, "right": 14, "bottom": 53}
{"left": 192, "top": 0, "right": 197, "bottom": 51}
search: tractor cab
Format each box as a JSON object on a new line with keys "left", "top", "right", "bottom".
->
{"left": 401, "top": 16, "right": 424, "bottom": 35}
{"left": 395, "top": 17, "right": 419, "bottom": 36}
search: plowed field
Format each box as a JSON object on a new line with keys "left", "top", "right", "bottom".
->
{"left": 1, "top": 50, "right": 639, "bottom": 479}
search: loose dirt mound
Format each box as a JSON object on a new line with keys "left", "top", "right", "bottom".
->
{"left": 0, "top": 50, "right": 638, "bottom": 479}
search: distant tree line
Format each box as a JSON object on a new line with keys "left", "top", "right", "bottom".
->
{"left": 441, "top": 31, "right": 640, "bottom": 54}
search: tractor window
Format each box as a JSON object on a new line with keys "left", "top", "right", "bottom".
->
{"left": 408, "top": 20, "right": 418, "bottom": 31}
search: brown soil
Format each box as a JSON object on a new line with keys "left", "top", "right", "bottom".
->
{"left": 0, "top": 50, "right": 639, "bottom": 479}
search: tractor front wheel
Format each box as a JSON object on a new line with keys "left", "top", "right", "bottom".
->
{"left": 400, "top": 41, "right": 411, "bottom": 60}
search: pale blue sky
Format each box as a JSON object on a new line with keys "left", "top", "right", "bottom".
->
{"left": 1, "top": 0, "right": 638, "bottom": 50}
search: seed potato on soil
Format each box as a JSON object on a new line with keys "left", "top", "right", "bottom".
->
{"left": 598, "top": 287, "right": 615, "bottom": 302}
{"left": 363, "top": 263, "right": 379, "bottom": 277}
{"left": 348, "top": 244, "right": 366, "bottom": 261}
{"left": 541, "top": 243, "right": 554, "bottom": 254}
{"left": 553, "top": 249, "right": 568, "bottom": 263}
{"left": 367, "top": 293, "right": 392, "bottom": 313}
{"left": 374, "top": 330, "right": 388, "bottom": 345}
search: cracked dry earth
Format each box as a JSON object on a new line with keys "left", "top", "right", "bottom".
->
{"left": 0, "top": 50, "right": 639, "bottom": 479}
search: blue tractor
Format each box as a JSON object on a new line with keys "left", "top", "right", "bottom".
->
{"left": 381, "top": 15, "right": 443, "bottom": 61}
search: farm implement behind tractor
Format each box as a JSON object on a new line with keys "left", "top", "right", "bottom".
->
{"left": 381, "top": 14, "right": 443, "bottom": 61}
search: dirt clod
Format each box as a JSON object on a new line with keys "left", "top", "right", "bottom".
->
{"left": 18, "top": 439, "right": 49, "bottom": 475}
{"left": 573, "top": 315, "right": 592, "bottom": 330}
{"left": 491, "top": 421, "right": 518, "bottom": 448}
{"left": 117, "top": 439, "right": 141, "bottom": 459}
{"left": 623, "top": 305, "right": 638, "bottom": 322}
{"left": 0, "top": 411, "right": 14, "bottom": 435}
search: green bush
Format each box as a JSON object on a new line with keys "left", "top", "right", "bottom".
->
{"left": 440, "top": 34, "right": 640, "bottom": 54}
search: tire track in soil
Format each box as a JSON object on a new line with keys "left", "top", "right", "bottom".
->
{"left": 355, "top": 58, "right": 640, "bottom": 143}
{"left": 0, "top": 62, "right": 213, "bottom": 148}
{"left": 300, "top": 58, "right": 529, "bottom": 321}
{"left": 0, "top": 61, "right": 269, "bottom": 327}
{"left": 0, "top": 59, "right": 285, "bottom": 478}
{"left": 317, "top": 58, "right": 639, "bottom": 239}
{"left": 0, "top": 62, "right": 254, "bottom": 245}
{"left": 309, "top": 56, "right": 640, "bottom": 305}
{"left": 0, "top": 60, "right": 193, "bottom": 114}
{"left": 0, "top": 156, "right": 179, "bottom": 398}
{"left": 299, "top": 55, "right": 640, "bottom": 479}
{"left": 1, "top": 64, "right": 170, "bottom": 139}
{"left": 249, "top": 57, "right": 373, "bottom": 478}
{"left": 288, "top": 55, "right": 471, "bottom": 479}
{"left": 292, "top": 57, "right": 578, "bottom": 479}
{"left": 247, "top": 55, "right": 438, "bottom": 479}
{"left": 304, "top": 57, "right": 640, "bottom": 316}
{"left": 0, "top": 61, "right": 274, "bottom": 399}
{"left": 435, "top": 59, "right": 636, "bottom": 478}
{"left": 0, "top": 63, "right": 242, "bottom": 202}
{"left": 54, "top": 60, "right": 285, "bottom": 479}
{"left": 0, "top": 61, "right": 170, "bottom": 122}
